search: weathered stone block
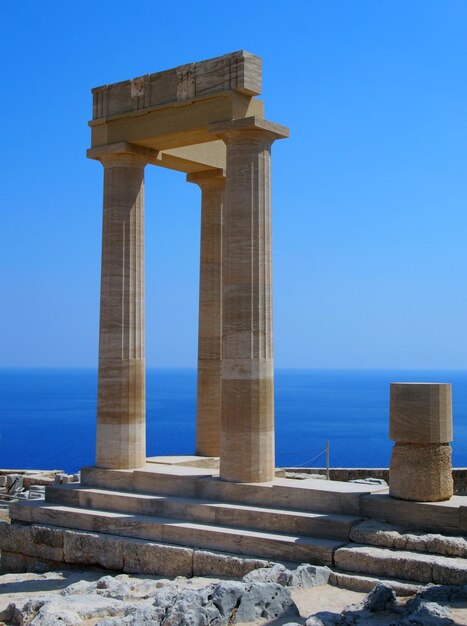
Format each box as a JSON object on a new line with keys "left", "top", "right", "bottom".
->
{"left": 1, "top": 550, "right": 65, "bottom": 573}
{"left": 193, "top": 548, "right": 272, "bottom": 577}
{"left": 6, "top": 474, "right": 23, "bottom": 490}
{"left": 1, "top": 551, "right": 31, "bottom": 572}
{"left": 334, "top": 545, "right": 434, "bottom": 583}
{"left": 63, "top": 530, "right": 124, "bottom": 570}
{"left": 92, "top": 51, "right": 262, "bottom": 121}
{"left": 122, "top": 540, "right": 193, "bottom": 577}
{"left": 32, "top": 524, "right": 64, "bottom": 548}
{"left": 0, "top": 522, "right": 64, "bottom": 561}
{"left": 390, "top": 383, "right": 452, "bottom": 443}
{"left": 390, "top": 443, "right": 453, "bottom": 502}
{"left": 432, "top": 560, "right": 467, "bottom": 585}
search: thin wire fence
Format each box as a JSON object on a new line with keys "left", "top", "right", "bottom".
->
{"left": 277, "top": 441, "right": 330, "bottom": 478}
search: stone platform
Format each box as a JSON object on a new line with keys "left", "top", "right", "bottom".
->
{"left": 2, "top": 458, "right": 467, "bottom": 586}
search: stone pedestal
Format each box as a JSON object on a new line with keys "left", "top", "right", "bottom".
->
{"left": 389, "top": 383, "right": 453, "bottom": 502}
{"left": 210, "top": 118, "right": 288, "bottom": 483}
{"left": 188, "top": 170, "right": 225, "bottom": 457}
{"left": 95, "top": 150, "right": 147, "bottom": 469}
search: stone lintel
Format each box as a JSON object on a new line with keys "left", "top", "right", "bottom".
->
{"left": 209, "top": 116, "right": 290, "bottom": 141}
{"left": 91, "top": 51, "right": 262, "bottom": 121}
{"left": 90, "top": 93, "right": 264, "bottom": 153}
{"left": 187, "top": 168, "right": 225, "bottom": 185}
{"left": 158, "top": 142, "right": 226, "bottom": 174}
{"left": 87, "top": 142, "right": 159, "bottom": 165}
{"left": 390, "top": 382, "right": 453, "bottom": 444}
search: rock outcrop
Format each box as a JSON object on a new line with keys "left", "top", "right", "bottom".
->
{"left": 0, "top": 571, "right": 299, "bottom": 625}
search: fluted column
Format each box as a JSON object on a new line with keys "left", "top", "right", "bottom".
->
{"left": 210, "top": 117, "right": 289, "bottom": 483}
{"left": 188, "top": 170, "right": 225, "bottom": 457}
{"left": 95, "top": 151, "right": 147, "bottom": 469}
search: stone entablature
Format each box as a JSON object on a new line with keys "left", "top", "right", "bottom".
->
{"left": 91, "top": 51, "right": 262, "bottom": 121}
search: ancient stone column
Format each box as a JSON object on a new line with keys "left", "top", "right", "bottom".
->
{"left": 187, "top": 170, "right": 225, "bottom": 457}
{"left": 210, "top": 117, "right": 289, "bottom": 483}
{"left": 95, "top": 150, "right": 147, "bottom": 469}
{"left": 389, "top": 382, "right": 453, "bottom": 501}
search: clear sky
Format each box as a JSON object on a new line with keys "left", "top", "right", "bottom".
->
{"left": 1, "top": 1, "right": 466, "bottom": 369}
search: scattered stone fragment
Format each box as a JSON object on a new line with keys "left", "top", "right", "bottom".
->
{"left": 349, "top": 478, "right": 388, "bottom": 486}
{"left": 401, "top": 597, "right": 453, "bottom": 625}
{"left": 243, "top": 563, "right": 331, "bottom": 588}
{"left": 285, "top": 472, "right": 327, "bottom": 480}
{"left": 417, "top": 583, "right": 467, "bottom": 603}
{"left": 357, "top": 582, "right": 397, "bottom": 612}
{"left": 6, "top": 474, "right": 23, "bottom": 490}
{"left": 0, "top": 604, "right": 15, "bottom": 623}
{"left": 305, "top": 582, "right": 461, "bottom": 626}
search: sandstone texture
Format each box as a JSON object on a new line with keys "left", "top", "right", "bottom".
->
{"left": 390, "top": 442, "right": 454, "bottom": 501}
{"left": 189, "top": 171, "right": 224, "bottom": 458}
{"left": 390, "top": 382, "right": 452, "bottom": 444}
{"left": 211, "top": 118, "right": 287, "bottom": 483}
{"left": 95, "top": 151, "right": 147, "bottom": 470}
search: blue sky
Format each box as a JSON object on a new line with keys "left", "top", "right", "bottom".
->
{"left": 1, "top": 1, "right": 466, "bottom": 369}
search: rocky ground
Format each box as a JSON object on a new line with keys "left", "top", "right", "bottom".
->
{"left": 0, "top": 564, "right": 466, "bottom": 625}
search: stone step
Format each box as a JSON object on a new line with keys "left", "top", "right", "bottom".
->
{"left": 329, "top": 568, "right": 422, "bottom": 596}
{"left": 80, "top": 465, "right": 385, "bottom": 516}
{"left": 350, "top": 519, "right": 467, "bottom": 558}
{"left": 45, "top": 484, "right": 360, "bottom": 541}
{"left": 360, "top": 493, "right": 464, "bottom": 535}
{"left": 9, "top": 500, "right": 344, "bottom": 566}
{"left": 334, "top": 543, "right": 467, "bottom": 585}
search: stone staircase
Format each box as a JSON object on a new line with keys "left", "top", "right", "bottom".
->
{"left": 332, "top": 518, "right": 467, "bottom": 589}
{"left": 3, "top": 463, "right": 467, "bottom": 591}
{"left": 8, "top": 465, "right": 369, "bottom": 567}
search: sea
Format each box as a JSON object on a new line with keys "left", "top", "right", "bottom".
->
{"left": 0, "top": 368, "right": 466, "bottom": 474}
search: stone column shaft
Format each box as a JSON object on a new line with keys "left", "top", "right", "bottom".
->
{"left": 188, "top": 172, "right": 225, "bottom": 457}
{"left": 216, "top": 126, "right": 282, "bottom": 483}
{"left": 96, "top": 153, "right": 146, "bottom": 469}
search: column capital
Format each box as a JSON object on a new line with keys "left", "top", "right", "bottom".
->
{"left": 186, "top": 168, "right": 225, "bottom": 188}
{"left": 87, "top": 142, "right": 159, "bottom": 167}
{"left": 208, "top": 116, "right": 289, "bottom": 144}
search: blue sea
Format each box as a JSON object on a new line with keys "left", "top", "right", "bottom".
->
{"left": 0, "top": 369, "right": 466, "bottom": 474}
